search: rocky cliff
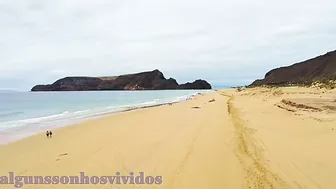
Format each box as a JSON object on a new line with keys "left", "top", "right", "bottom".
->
{"left": 250, "top": 50, "right": 336, "bottom": 86}
{"left": 31, "top": 70, "right": 211, "bottom": 91}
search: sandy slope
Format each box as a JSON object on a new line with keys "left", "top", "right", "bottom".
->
{"left": 224, "top": 87, "right": 336, "bottom": 189}
{"left": 1, "top": 87, "right": 336, "bottom": 189}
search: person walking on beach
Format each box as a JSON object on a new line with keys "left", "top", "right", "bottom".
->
{"left": 49, "top": 131, "right": 53, "bottom": 138}
{"left": 46, "top": 131, "right": 49, "bottom": 138}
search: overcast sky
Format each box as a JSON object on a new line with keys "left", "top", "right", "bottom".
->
{"left": 1, "top": 0, "right": 336, "bottom": 90}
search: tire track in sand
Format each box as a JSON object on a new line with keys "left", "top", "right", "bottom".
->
{"left": 167, "top": 120, "right": 204, "bottom": 189}
{"left": 224, "top": 93, "right": 288, "bottom": 189}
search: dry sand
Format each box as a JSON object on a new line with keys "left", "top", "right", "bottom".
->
{"left": 0, "top": 87, "right": 336, "bottom": 189}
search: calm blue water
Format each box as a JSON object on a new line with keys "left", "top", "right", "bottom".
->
{"left": 0, "top": 90, "right": 210, "bottom": 135}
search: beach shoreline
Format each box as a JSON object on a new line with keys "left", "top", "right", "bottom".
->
{"left": 1, "top": 87, "right": 336, "bottom": 188}
{"left": 0, "top": 91, "right": 204, "bottom": 146}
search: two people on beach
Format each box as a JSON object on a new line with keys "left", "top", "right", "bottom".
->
{"left": 46, "top": 131, "right": 53, "bottom": 138}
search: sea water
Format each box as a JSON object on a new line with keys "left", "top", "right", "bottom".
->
{"left": 0, "top": 90, "right": 210, "bottom": 144}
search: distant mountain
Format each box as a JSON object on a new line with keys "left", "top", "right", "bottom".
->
{"left": 31, "top": 69, "right": 211, "bottom": 91}
{"left": 250, "top": 50, "right": 336, "bottom": 86}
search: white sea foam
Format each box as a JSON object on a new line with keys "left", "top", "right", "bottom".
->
{"left": 0, "top": 90, "right": 210, "bottom": 143}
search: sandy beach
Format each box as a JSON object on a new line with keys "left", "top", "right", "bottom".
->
{"left": 1, "top": 87, "right": 336, "bottom": 188}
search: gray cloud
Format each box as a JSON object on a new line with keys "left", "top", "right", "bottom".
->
{"left": 0, "top": 0, "right": 336, "bottom": 90}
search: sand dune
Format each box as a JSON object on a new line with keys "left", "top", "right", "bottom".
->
{"left": 0, "top": 87, "right": 336, "bottom": 188}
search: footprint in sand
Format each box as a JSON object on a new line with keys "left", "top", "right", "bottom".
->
{"left": 56, "top": 153, "right": 68, "bottom": 162}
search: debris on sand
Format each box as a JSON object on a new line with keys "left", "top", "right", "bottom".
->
{"left": 191, "top": 106, "right": 201, "bottom": 109}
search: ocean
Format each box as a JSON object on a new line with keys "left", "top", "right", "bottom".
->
{"left": 0, "top": 90, "right": 210, "bottom": 144}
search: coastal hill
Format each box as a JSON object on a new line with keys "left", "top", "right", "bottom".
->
{"left": 250, "top": 50, "right": 336, "bottom": 86}
{"left": 31, "top": 69, "right": 211, "bottom": 91}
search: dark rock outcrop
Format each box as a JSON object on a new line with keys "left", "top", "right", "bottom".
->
{"left": 178, "top": 79, "right": 212, "bottom": 89}
{"left": 31, "top": 69, "right": 211, "bottom": 91}
{"left": 250, "top": 50, "right": 336, "bottom": 86}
